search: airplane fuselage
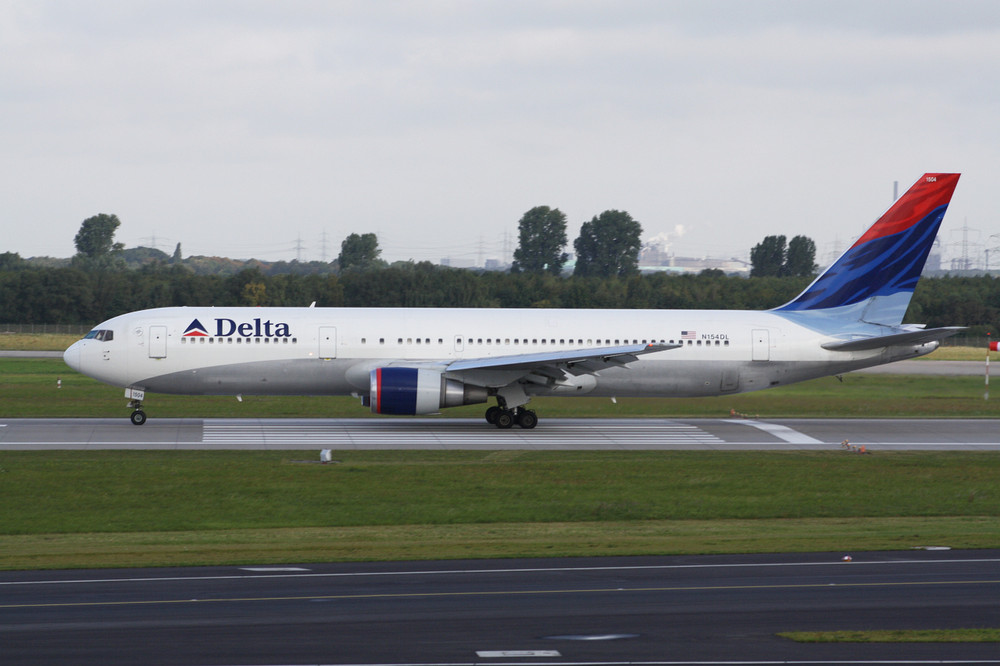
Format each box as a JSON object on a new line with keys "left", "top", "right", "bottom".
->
{"left": 64, "top": 306, "right": 938, "bottom": 401}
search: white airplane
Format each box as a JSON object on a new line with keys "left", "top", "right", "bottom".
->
{"left": 64, "top": 173, "right": 961, "bottom": 428}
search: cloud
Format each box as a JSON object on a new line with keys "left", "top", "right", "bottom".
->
{"left": 1, "top": 1, "right": 998, "bottom": 265}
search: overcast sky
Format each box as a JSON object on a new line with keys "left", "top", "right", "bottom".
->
{"left": 3, "top": 1, "right": 998, "bottom": 267}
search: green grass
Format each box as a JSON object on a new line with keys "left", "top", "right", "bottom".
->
{"left": 0, "top": 450, "right": 996, "bottom": 569}
{"left": 0, "top": 332, "right": 80, "bottom": 351}
{"left": 780, "top": 629, "right": 1000, "bottom": 643}
{"left": 4, "top": 357, "right": 1000, "bottom": 418}
{"left": 2, "top": 345, "right": 999, "bottom": 571}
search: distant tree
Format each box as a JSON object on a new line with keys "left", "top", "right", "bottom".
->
{"left": 73, "top": 213, "right": 125, "bottom": 270}
{"left": 122, "top": 247, "right": 170, "bottom": 268}
{"left": 750, "top": 234, "right": 817, "bottom": 278}
{"left": 573, "top": 210, "right": 643, "bottom": 278}
{"left": 511, "top": 206, "right": 568, "bottom": 275}
{"left": 750, "top": 235, "right": 787, "bottom": 277}
{"left": 171, "top": 243, "right": 183, "bottom": 264}
{"left": 74, "top": 213, "right": 124, "bottom": 259}
{"left": 0, "top": 251, "right": 24, "bottom": 270}
{"left": 785, "top": 235, "right": 817, "bottom": 277}
{"left": 337, "top": 233, "right": 382, "bottom": 271}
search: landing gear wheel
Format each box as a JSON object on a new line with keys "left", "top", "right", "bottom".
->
{"left": 515, "top": 409, "right": 538, "bottom": 429}
{"left": 485, "top": 405, "right": 502, "bottom": 425}
{"left": 130, "top": 410, "right": 147, "bottom": 426}
{"left": 495, "top": 410, "right": 515, "bottom": 429}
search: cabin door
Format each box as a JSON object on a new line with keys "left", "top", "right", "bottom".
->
{"left": 752, "top": 329, "right": 769, "bottom": 362}
{"left": 319, "top": 326, "right": 337, "bottom": 359}
{"left": 149, "top": 326, "right": 167, "bottom": 359}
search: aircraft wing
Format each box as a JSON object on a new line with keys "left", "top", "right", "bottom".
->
{"left": 444, "top": 342, "right": 678, "bottom": 387}
{"left": 821, "top": 326, "right": 964, "bottom": 352}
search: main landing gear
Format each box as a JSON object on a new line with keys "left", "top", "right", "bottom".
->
{"left": 484, "top": 404, "right": 538, "bottom": 429}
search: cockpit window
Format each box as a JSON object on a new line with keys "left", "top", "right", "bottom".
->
{"left": 84, "top": 329, "right": 114, "bottom": 341}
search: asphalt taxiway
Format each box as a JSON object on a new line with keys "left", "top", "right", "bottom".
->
{"left": 2, "top": 416, "right": 1000, "bottom": 450}
{"left": 2, "top": 551, "right": 998, "bottom": 665}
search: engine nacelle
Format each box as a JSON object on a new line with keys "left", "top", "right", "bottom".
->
{"left": 369, "top": 367, "right": 488, "bottom": 415}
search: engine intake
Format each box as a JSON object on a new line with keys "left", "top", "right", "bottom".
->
{"left": 370, "top": 367, "right": 488, "bottom": 415}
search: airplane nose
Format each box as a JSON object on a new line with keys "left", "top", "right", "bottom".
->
{"left": 63, "top": 341, "right": 82, "bottom": 372}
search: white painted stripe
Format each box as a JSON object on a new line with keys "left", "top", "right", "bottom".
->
{"left": 184, "top": 658, "right": 1000, "bottom": 666}
{"left": 3, "top": 557, "right": 997, "bottom": 587}
{"left": 239, "top": 567, "right": 311, "bottom": 572}
{"left": 476, "top": 650, "right": 561, "bottom": 657}
{"left": 734, "top": 419, "right": 824, "bottom": 444}
{"left": 201, "top": 420, "right": 725, "bottom": 445}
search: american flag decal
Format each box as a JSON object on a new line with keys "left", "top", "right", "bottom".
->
{"left": 681, "top": 330, "right": 697, "bottom": 339}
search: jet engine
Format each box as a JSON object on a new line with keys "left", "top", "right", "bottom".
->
{"left": 369, "top": 367, "right": 488, "bottom": 415}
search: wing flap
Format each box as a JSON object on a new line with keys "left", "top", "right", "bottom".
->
{"left": 821, "top": 327, "right": 964, "bottom": 352}
{"left": 445, "top": 342, "right": 677, "bottom": 386}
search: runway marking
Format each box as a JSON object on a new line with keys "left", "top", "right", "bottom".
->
{"left": 239, "top": 567, "right": 311, "bottom": 572}
{"left": 733, "top": 419, "right": 823, "bottom": 444}
{"left": 477, "top": 651, "right": 561, "bottom": 657}
{"left": 195, "top": 659, "right": 1000, "bottom": 666}
{"left": 4, "top": 557, "right": 999, "bottom": 587}
{"left": 202, "top": 419, "right": 725, "bottom": 447}
{"left": 3, "top": 578, "right": 998, "bottom": 610}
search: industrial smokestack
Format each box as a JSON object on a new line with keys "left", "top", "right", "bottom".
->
{"left": 893, "top": 181, "right": 899, "bottom": 201}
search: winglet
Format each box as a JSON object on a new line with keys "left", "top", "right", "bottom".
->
{"left": 776, "top": 173, "right": 960, "bottom": 326}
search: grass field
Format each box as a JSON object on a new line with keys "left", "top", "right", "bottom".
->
{"left": 3, "top": 356, "right": 1000, "bottom": 418}
{"left": 0, "top": 450, "right": 996, "bottom": 569}
{"left": 1, "top": 338, "right": 998, "bottom": 572}
{"left": 779, "top": 629, "right": 1000, "bottom": 643}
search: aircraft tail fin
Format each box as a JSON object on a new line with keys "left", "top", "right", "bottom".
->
{"left": 776, "top": 173, "right": 960, "bottom": 326}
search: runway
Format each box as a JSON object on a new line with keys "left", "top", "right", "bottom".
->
{"left": 2, "top": 551, "right": 998, "bottom": 665}
{"left": 2, "top": 416, "right": 1000, "bottom": 450}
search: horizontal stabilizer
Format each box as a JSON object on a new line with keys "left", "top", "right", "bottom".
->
{"left": 821, "top": 327, "right": 964, "bottom": 352}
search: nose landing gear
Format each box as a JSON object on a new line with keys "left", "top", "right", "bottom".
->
{"left": 128, "top": 397, "right": 147, "bottom": 426}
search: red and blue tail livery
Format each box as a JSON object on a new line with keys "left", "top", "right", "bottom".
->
{"left": 777, "top": 173, "right": 960, "bottom": 325}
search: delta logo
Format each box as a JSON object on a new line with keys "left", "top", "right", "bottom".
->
{"left": 182, "top": 319, "right": 210, "bottom": 337}
{"left": 183, "top": 318, "right": 292, "bottom": 338}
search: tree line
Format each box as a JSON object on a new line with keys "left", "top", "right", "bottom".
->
{"left": 1, "top": 259, "right": 997, "bottom": 336}
{"left": 2, "top": 212, "right": 996, "bottom": 335}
